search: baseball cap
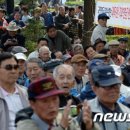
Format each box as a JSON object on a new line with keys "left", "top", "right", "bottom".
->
{"left": 71, "top": 54, "right": 88, "bottom": 63}
{"left": 98, "top": 13, "right": 109, "bottom": 20}
{"left": 15, "top": 53, "right": 27, "bottom": 61}
{"left": 62, "top": 54, "right": 72, "bottom": 62}
{"left": 108, "top": 40, "right": 120, "bottom": 46}
{"left": 11, "top": 46, "right": 27, "bottom": 54}
{"left": 91, "top": 65, "right": 121, "bottom": 87}
{"left": 94, "top": 38, "right": 106, "bottom": 46}
{"left": 28, "top": 77, "right": 65, "bottom": 99}
{"left": 88, "top": 59, "right": 104, "bottom": 71}
{"left": 118, "top": 37, "right": 128, "bottom": 42}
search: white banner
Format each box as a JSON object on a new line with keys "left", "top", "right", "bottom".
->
{"left": 95, "top": 1, "right": 130, "bottom": 29}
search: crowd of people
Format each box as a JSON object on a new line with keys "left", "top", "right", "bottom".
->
{"left": 0, "top": 1, "right": 130, "bottom": 130}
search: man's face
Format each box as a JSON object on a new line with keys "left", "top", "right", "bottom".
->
{"left": 26, "top": 62, "right": 43, "bottom": 81}
{"left": 37, "top": 40, "right": 48, "bottom": 49}
{"left": 85, "top": 47, "right": 96, "bottom": 60}
{"left": 0, "top": 58, "right": 19, "bottom": 84}
{"left": 0, "top": 11, "right": 4, "bottom": 18}
{"left": 8, "top": 31, "right": 17, "bottom": 37}
{"left": 47, "top": 28, "right": 57, "bottom": 38}
{"left": 98, "top": 18, "right": 107, "bottom": 27}
{"left": 119, "top": 41, "right": 127, "bottom": 50}
{"left": 93, "top": 84, "right": 120, "bottom": 105}
{"left": 73, "top": 62, "right": 86, "bottom": 78}
{"left": 18, "top": 59, "right": 26, "bottom": 75}
{"left": 59, "top": 7, "right": 65, "bottom": 16}
{"left": 55, "top": 67, "right": 75, "bottom": 94}
{"left": 30, "top": 95, "right": 59, "bottom": 123}
{"left": 39, "top": 50, "right": 50, "bottom": 62}
{"left": 95, "top": 42, "right": 105, "bottom": 52}
{"left": 14, "top": 12, "right": 21, "bottom": 20}
{"left": 41, "top": 4, "right": 48, "bottom": 12}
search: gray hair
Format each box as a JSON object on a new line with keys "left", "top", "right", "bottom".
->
{"left": 53, "top": 64, "right": 75, "bottom": 79}
{"left": 72, "top": 43, "right": 83, "bottom": 52}
{"left": 26, "top": 58, "right": 43, "bottom": 69}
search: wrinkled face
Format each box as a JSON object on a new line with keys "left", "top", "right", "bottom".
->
{"left": 26, "top": 62, "right": 43, "bottom": 81}
{"left": 85, "top": 47, "right": 96, "bottom": 60}
{"left": 0, "top": 58, "right": 19, "bottom": 85}
{"left": 37, "top": 40, "right": 48, "bottom": 49}
{"left": 98, "top": 18, "right": 107, "bottom": 27}
{"left": 30, "top": 95, "right": 59, "bottom": 124}
{"left": 39, "top": 49, "right": 50, "bottom": 62}
{"left": 95, "top": 42, "right": 105, "bottom": 52}
{"left": 47, "top": 28, "right": 57, "bottom": 38}
{"left": 119, "top": 41, "right": 127, "bottom": 50}
{"left": 55, "top": 67, "right": 75, "bottom": 94}
{"left": 59, "top": 7, "right": 65, "bottom": 16}
{"left": 93, "top": 84, "right": 120, "bottom": 105}
{"left": 72, "top": 62, "right": 87, "bottom": 78}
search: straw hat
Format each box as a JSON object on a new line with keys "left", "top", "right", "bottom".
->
{"left": 6, "top": 21, "right": 20, "bottom": 31}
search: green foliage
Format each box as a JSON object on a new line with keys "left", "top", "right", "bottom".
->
{"left": 22, "top": 18, "right": 45, "bottom": 54}
{"left": 107, "top": 34, "right": 130, "bottom": 49}
{"left": 65, "top": 1, "right": 83, "bottom": 6}
{"left": 0, "top": 0, "right": 5, "bottom": 4}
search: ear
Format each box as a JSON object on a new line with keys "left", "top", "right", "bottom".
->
{"left": 92, "top": 86, "right": 98, "bottom": 95}
{"left": 29, "top": 100, "right": 36, "bottom": 111}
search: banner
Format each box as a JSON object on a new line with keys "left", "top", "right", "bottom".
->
{"left": 95, "top": 0, "right": 130, "bottom": 29}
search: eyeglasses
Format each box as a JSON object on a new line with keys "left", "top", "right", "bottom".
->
{"left": 100, "top": 84, "right": 121, "bottom": 90}
{"left": 1, "top": 64, "right": 19, "bottom": 71}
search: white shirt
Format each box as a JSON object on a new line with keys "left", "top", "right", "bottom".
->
{"left": 0, "top": 87, "right": 23, "bottom": 130}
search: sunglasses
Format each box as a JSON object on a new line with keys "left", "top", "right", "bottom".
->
{"left": 1, "top": 64, "right": 19, "bottom": 71}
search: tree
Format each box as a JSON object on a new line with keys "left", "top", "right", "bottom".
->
{"left": 82, "top": 0, "right": 95, "bottom": 47}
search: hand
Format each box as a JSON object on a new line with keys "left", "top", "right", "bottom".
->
{"left": 82, "top": 100, "right": 93, "bottom": 130}
{"left": 4, "top": 39, "right": 12, "bottom": 46}
{"left": 60, "top": 99, "right": 72, "bottom": 129}
{"left": 63, "top": 24, "right": 69, "bottom": 29}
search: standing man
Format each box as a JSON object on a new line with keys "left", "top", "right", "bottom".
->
{"left": 91, "top": 13, "right": 109, "bottom": 45}
{"left": 0, "top": 52, "right": 29, "bottom": 130}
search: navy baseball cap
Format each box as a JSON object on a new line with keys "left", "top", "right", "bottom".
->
{"left": 98, "top": 13, "right": 109, "bottom": 20}
{"left": 118, "top": 37, "right": 128, "bottom": 42}
{"left": 88, "top": 59, "right": 104, "bottom": 71}
{"left": 91, "top": 65, "right": 121, "bottom": 87}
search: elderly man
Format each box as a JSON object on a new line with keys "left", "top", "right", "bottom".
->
{"left": 25, "top": 58, "right": 45, "bottom": 87}
{"left": 15, "top": 77, "right": 100, "bottom": 130}
{"left": 0, "top": 52, "right": 29, "bottom": 130}
{"left": 91, "top": 13, "right": 109, "bottom": 45}
{"left": 39, "top": 46, "right": 51, "bottom": 63}
{"left": 87, "top": 64, "right": 130, "bottom": 130}
{"left": 0, "top": 21, "right": 25, "bottom": 52}
{"left": 71, "top": 54, "right": 88, "bottom": 96}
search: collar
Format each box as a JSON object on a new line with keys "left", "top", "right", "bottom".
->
{"left": 99, "top": 101, "right": 122, "bottom": 113}
{"left": 32, "top": 113, "right": 50, "bottom": 130}
{"left": 0, "top": 86, "right": 19, "bottom": 97}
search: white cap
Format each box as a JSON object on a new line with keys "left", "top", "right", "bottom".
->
{"left": 15, "top": 53, "right": 27, "bottom": 61}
